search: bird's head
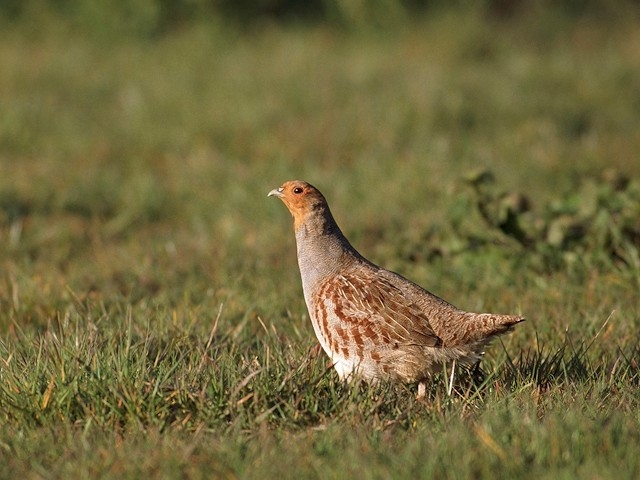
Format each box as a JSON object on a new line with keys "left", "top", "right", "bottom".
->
{"left": 268, "top": 180, "right": 328, "bottom": 230}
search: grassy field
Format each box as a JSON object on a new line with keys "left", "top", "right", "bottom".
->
{"left": 1, "top": 6, "right": 640, "bottom": 479}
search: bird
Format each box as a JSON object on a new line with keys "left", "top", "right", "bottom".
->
{"left": 268, "top": 180, "right": 524, "bottom": 398}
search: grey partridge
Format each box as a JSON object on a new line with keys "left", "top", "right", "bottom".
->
{"left": 269, "top": 180, "right": 524, "bottom": 397}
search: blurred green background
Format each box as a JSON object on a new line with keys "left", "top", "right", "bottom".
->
{"left": 1, "top": 1, "right": 639, "bottom": 478}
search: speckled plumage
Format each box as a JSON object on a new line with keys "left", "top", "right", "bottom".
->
{"left": 269, "top": 180, "right": 524, "bottom": 396}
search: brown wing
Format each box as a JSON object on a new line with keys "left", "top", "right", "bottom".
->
{"left": 327, "top": 271, "right": 443, "bottom": 349}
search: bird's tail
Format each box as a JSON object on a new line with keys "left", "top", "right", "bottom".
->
{"left": 468, "top": 312, "right": 525, "bottom": 341}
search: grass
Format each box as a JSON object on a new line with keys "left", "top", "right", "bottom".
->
{"left": 1, "top": 7, "right": 640, "bottom": 479}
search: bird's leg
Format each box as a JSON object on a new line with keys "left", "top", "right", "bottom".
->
{"left": 417, "top": 381, "right": 426, "bottom": 400}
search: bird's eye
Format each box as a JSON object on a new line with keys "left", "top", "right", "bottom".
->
{"left": 293, "top": 187, "right": 304, "bottom": 194}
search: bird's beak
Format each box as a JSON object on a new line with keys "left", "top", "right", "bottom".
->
{"left": 268, "top": 187, "right": 284, "bottom": 198}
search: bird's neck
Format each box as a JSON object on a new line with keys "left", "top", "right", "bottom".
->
{"left": 293, "top": 207, "right": 362, "bottom": 291}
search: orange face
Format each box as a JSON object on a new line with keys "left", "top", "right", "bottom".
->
{"left": 268, "top": 180, "right": 326, "bottom": 230}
